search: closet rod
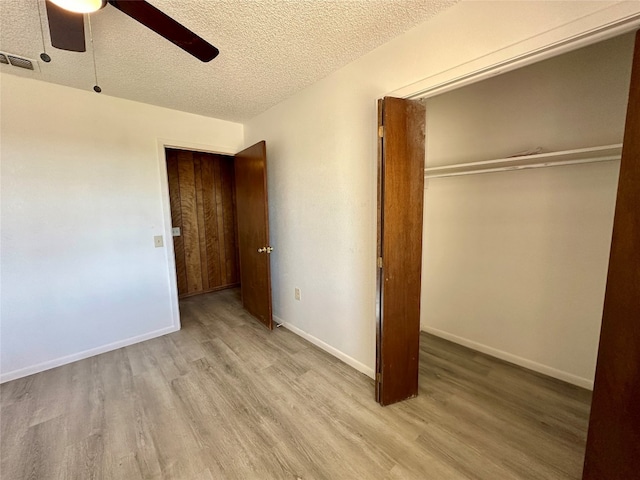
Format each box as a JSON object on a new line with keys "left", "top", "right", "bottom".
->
{"left": 424, "top": 144, "right": 622, "bottom": 179}
{"left": 425, "top": 155, "right": 620, "bottom": 179}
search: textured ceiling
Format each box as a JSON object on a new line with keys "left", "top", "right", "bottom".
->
{"left": 0, "top": 0, "right": 458, "bottom": 122}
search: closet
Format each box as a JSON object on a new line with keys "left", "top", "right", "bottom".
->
{"left": 420, "top": 32, "right": 634, "bottom": 390}
{"left": 166, "top": 148, "right": 239, "bottom": 298}
{"left": 377, "top": 28, "right": 640, "bottom": 478}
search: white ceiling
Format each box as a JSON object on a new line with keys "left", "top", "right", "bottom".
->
{"left": 0, "top": 0, "right": 457, "bottom": 122}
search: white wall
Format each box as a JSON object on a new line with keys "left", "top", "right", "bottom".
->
{"left": 425, "top": 34, "right": 635, "bottom": 166}
{"left": 0, "top": 74, "right": 243, "bottom": 382}
{"left": 243, "top": 1, "right": 640, "bottom": 379}
{"left": 421, "top": 34, "right": 633, "bottom": 389}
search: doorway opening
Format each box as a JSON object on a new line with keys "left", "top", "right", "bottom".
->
{"left": 162, "top": 141, "right": 274, "bottom": 330}
{"left": 376, "top": 29, "right": 640, "bottom": 479}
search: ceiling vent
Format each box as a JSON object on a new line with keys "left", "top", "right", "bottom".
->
{"left": 0, "top": 52, "right": 39, "bottom": 71}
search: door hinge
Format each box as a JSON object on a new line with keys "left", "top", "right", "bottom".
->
{"left": 376, "top": 372, "right": 382, "bottom": 383}
{"left": 378, "top": 126, "right": 384, "bottom": 138}
{"left": 377, "top": 257, "right": 383, "bottom": 269}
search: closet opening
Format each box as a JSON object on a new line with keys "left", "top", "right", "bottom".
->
{"left": 420, "top": 32, "right": 634, "bottom": 391}
{"left": 377, "top": 29, "right": 640, "bottom": 479}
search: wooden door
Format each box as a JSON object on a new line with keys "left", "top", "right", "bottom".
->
{"left": 166, "top": 149, "right": 239, "bottom": 298}
{"left": 376, "top": 97, "right": 426, "bottom": 406}
{"left": 582, "top": 30, "right": 640, "bottom": 480}
{"left": 235, "top": 141, "right": 273, "bottom": 329}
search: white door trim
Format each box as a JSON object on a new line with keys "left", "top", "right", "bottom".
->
{"left": 389, "top": 2, "right": 640, "bottom": 100}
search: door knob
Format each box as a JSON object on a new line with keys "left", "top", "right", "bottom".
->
{"left": 266, "top": 246, "right": 274, "bottom": 253}
{"left": 257, "top": 247, "right": 266, "bottom": 253}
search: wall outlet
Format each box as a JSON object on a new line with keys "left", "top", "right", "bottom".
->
{"left": 294, "top": 287, "right": 301, "bottom": 301}
{"left": 154, "top": 235, "right": 164, "bottom": 248}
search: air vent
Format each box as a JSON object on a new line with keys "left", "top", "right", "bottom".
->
{"left": 0, "top": 51, "right": 39, "bottom": 71}
{"left": 7, "top": 55, "right": 34, "bottom": 70}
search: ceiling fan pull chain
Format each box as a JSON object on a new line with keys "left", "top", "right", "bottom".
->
{"left": 87, "top": 12, "right": 101, "bottom": 93}
{"left": 36, "top": 0, "right": 52, "bottom": 62}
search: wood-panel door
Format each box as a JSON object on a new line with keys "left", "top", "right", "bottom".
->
{"left": 235, "top": 141, "right": 273, "bottom": 330}
{"left": 582, "top": 30, "right": 640, "bottom": 480}
{"left": 376, "top": 97, "right": 426, "bottom": 406}
{"left": 166, "top": 149, "right": 239, "bottom": 298}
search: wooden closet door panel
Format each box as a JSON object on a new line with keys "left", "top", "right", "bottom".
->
{"left": 201, "top": 155, "right": 223, "bottom": 288}
{"left": 193, "top": 153, "right": 210, "bottom": 292}
{"left": 231, "top": 169, "right": 240, "bottom": 283}
{"left": 220, "top": 158, "right": 239, "bottom": 285}
{"left": 213, "top": 158, "right": 228, "bottom": 284}
{"left": 376, "top": 96, "right": 426, "bottom": 406}
{"left": 583, "top": 30, "right": 640, "bottom": 480}
{"left": 166, "top": 150, "right": 188, "bottom": 296}
{"left": 177, "top": 150, "right": 204, "bottom": 294}
{"left": 167, "top": 149, "right": 239, "bottom": 298}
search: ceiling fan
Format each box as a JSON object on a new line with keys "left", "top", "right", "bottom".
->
{"left": 44, "top": 0, "right": 219, "bottom": 62}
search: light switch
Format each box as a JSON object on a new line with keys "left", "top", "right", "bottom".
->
{"left": 154, "top": 235, "right": 164, "bottom": 248}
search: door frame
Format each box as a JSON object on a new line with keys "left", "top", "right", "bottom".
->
{"left": 388, "top": 6, "right": 640, "bottom": 100}
{"left": 156, "top": 139, "right": 239, "bottom": 330}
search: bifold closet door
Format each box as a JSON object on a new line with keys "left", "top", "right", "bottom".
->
{"left": 166, "top": 149, "right": 239, "bottom": 298}
{"left": 376, "top": 97, "right": 426, "bottom": 406}
{"left": 583, "top": 30, "right": 640, "bottom": 480}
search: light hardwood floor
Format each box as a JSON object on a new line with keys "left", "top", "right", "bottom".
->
{"left": 1, "top": 289, "right": 591, "bottom": 479}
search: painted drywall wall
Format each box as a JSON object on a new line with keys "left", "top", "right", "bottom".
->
{"left": 421, "top": 34, "right": 634, "bottom": 388}
{"left": 0, "top": 74, "right": 243, "bottom": 382}
{"left": 243, "top": 1, "right": 640, "bottom": 378}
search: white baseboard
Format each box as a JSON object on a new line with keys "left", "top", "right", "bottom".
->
{"left": 275, "top": 316, "right": 375, "bottom": 379}
{"left": 0, "top": 325, "right": 180, "bottom": 384}
{"left": 421, "top": 326, "right": 594, "bottom": 390}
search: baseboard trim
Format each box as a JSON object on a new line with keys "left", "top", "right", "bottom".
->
{"left": 275, "top": 316, "right": 375, "bottom": 379}
{"left": 0, "top": 325, "right": 180, "bottom": 384}
{"left": 422, "top": 326, "right": 594, "bottom": 390}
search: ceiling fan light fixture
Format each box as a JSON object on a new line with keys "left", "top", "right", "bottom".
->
{"left": 48, "top": 0, "right": 106, "bottom": 14}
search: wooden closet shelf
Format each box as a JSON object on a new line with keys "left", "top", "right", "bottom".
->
{"left": 424, "top": 144, "right": 622, "bottom": 179}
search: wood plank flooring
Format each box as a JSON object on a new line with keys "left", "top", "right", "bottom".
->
{"left": 0, "top": 289, "right": 591, "bottom": 479}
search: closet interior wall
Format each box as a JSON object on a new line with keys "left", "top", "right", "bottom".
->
{"left": 420, "top": 33, "right": 635, "bottom": 389}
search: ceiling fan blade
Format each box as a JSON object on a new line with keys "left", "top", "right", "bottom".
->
{"left": 45, "top": 0, "right": 86, "bottom": 52}
{"left": 107, "top": 0, "right": 219, "bottom": 62}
